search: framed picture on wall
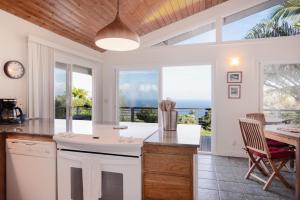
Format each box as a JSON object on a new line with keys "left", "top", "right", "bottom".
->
{"left": 227, "top": 71, "right": 242, "bottom": 83}
{"left": 228, "top": 85, "right": 241, "bottom": 99}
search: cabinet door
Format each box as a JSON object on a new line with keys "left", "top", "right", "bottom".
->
{"left": 0, "top": 135, "right": 5, "bottom": 200}
{"left": 143, "top": 173, "right": 192, "bottom": 200}
{"left": 143, "top": 153, "right": 192, "bottom": 177}
{"left": 57, "top": 150, "right": 141, "bottom": 200}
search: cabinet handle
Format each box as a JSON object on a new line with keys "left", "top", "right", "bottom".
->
{"left": 25, "top": 143, "right": 37, "bottom": 146}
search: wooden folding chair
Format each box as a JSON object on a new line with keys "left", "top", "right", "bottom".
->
{"left": 239, "top": 118, "right": 295, "bottom": 190}
{"left": 246, "top": 113, "right": 266, "bottom": 125}
{"left": 246, "top": 113, "right": 295, "bottom": 171}
{"left": 246, "top": 113, "right": 290, "bottom": 148}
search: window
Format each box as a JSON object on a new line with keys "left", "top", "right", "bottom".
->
{"left": 223, "top": 0, "right": 300, "bottom": 41}
{"left": 118, "top": 70, "right": 159, "bottom": 123}
{"left": 153, "top": 23, "right": 216, "bottom": 46}
{"left": 263, "top": 63, "right": 300, "bottom": 124}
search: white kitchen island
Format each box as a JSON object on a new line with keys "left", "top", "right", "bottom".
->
{"left": 54, "top": 121, "right": 158, "bottom": 200}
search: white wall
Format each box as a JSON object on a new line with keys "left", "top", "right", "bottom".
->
{"left": 102, "top": 36, "right": 300, "bottom": 157}
{"left": 0, "top": 10, "right": 103, "bottom": 114}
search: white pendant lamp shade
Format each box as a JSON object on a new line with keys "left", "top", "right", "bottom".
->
{"left": 95, "top": 16, "right": 140, "bottom": 51}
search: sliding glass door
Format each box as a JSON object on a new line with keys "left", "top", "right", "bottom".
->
{"left": 162, "top": 65, "right": 212, "bottom": 152}
{"left": 72, "top": 65, "right": 93, "bottom": 121}
{"left": 55, "top": 62, "right": 68, "bottom": 120}
{"left": 116, "top": 65, "right": 213, "bottom": 152}
{"left": 54, "top": 62, "right": 93, "bottom": 124}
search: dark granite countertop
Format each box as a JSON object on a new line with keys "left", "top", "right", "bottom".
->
{"left": 0, "top": 119, "right": 59, "bottom": 137}
{"left": 0, "top": 119, "right": 159, "bottom": 140}
{"left": 0, "top": 119, "right": 97, "bottom": 137}
{"left": 144, "top": 124, "right": 201, "bottom": 147}
{"left": 1, "top": 119, "right": 200, "bottom": 147}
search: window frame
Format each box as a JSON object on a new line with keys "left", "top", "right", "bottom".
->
{"left": 222, "top": 0, "right": 300, "bottom": 43}
{"left": 259, "top": 59, "right": 300, "bottom": 113}
{"left": 53, "top": 51, "right": 97, "bottom": 124}
{"left": 150, "top": 0, "right": 300, "bottom": 48}
{"left": 114, "top": 63, "right": 216, "bottom": 154}
{"left": 153, "top": 22, "right": 217, "bottom": 46}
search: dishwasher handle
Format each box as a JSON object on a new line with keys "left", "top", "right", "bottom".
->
{"left": 24, "top": 142, "right": 37, "bottom": 146}
{"left": 6, "top": 139, "right": 56, "bottom": 158}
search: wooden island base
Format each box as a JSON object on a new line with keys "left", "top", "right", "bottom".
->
{"left": 142, "top": 125, "right": 200, "bottom": 200}
{"left": 142, "top": 144, "right": 198, "bottom": 200}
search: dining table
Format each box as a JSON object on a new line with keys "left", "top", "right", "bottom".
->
{"left": 265, "top": 125, "right": 300, "bottom": 200}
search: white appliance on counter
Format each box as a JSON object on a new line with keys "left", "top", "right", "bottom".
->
{"left": 54, "top": 123, "right": 157, "bottom": 200}
{"left": 6, "top": 139, "right": 56, "bottom": 200}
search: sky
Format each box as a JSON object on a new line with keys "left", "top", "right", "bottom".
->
{"left": 223, "top": 5, "right": 278, "bottom": 41}
{"left": 72, "top": 72, "right": 92, "bottom": 98}
{"left": 55, "top": 68, "right": 92, "bottom": 98}
{"left": 175, "top": 5, "right": 279, "bottom": 45}
{"left": 119, "top": 70, "right": 159, "bottom": 106}
{"left": 162, "top": 66, "right": 211, "bottom": 101}
{"left": 175, "top": 29, "right": 216, "bottom": 45}
{"left": 54, "top": 68, "right": 66, "bottom": 96}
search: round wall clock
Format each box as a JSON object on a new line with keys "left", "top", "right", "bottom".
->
{"left": 3, "top": 60, "right": 25, "bottom": 79}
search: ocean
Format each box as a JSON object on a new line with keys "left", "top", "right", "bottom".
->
{"left": 123, "top": 99, "right": 211, "bottom": 118}
{"left": 124, "top": 99, "right": 211, "bottom": 108}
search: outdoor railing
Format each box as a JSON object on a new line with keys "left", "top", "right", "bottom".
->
{"left": 120, "top": 107, "right": 158, "bottom": 123}
{"left": 120, "top": 106, "right": 212, "bottom": 152}
{"left": 55, "top": 106, "right": 92, "bottom": 120}
{"left": 264, "top": 109, "right": 300, "bottom": 124}
{"left": 119, "top": 106, "right": 211, "bottom": 123}
{"left": 72, "top": 105, "right": 92, "bottom": 120}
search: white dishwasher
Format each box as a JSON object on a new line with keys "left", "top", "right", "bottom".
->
{"left": 6, "top": 139, "right": 56, "bottom": 200}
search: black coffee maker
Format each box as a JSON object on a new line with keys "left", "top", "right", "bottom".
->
{"left": 0, "top": 99, "right": 25, "bottom": 124}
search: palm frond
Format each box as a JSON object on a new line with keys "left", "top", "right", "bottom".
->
{"left": 272, "top": 0, "right": 300, "bottom": 26}
{"left": 245, "top": 20, "right": 300, "bottom": 39}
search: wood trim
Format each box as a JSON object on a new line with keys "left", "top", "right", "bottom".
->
{"left": 264, "top": 131, "right": 298, "bottom": 146}
{"left": 0, "top": 134, "right": 6, "bottom": 200}
{"left": 143, "top": 173, "right": 192, "bottom": 200}
{"left": 143, "top": 153, "right": 193, "bottom": 177}
{"left": 143, "top": 144, "right": 197, "bottom": 155}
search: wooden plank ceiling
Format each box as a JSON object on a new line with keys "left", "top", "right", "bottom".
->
{"left": 0, "top": 0, "right": 228, "bottom": 52}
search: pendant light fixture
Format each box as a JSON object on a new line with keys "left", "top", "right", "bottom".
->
{"left": 95, "top": 0, "right": 140, "bottom": 51}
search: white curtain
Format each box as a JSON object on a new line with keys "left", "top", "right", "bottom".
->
{"left": 28, "top": 41, "right": 54, "bottom": 119}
